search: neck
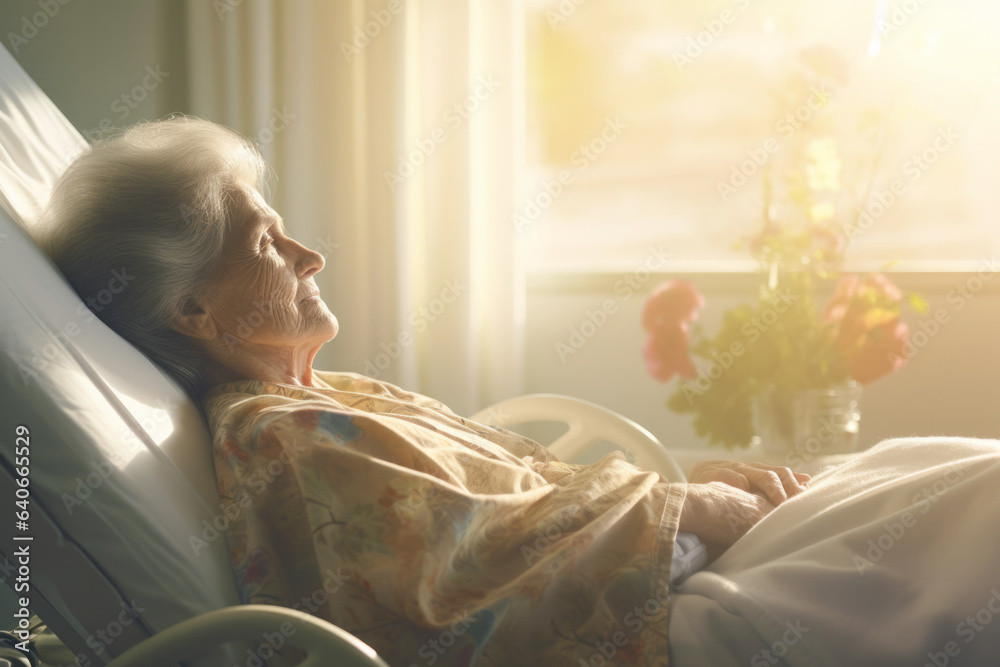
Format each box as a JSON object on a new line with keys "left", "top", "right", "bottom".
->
{"left": 202, "top": 341, "right": 324, "bottom": 389}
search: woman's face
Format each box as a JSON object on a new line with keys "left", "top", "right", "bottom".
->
{"left": 199, "top": 186, "right": 338, "bottom": 355}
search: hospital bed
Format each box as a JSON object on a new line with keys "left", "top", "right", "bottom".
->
{"left": 0, "top": 43, "right": 687, "bottom": 666}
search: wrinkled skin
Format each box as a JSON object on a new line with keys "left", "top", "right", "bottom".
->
{"left": 171, "top": 185, "right": 339, "bottom": 388}
{"left": 680, "top": 460, "right": 811, "bottom": 562}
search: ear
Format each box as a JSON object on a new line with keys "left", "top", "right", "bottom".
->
{"left": 170, "top": 296, "right": 217, "bottom": 341}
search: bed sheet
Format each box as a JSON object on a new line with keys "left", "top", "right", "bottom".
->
{"left": 667, "top": 436, "right": 1000, "bottom": 666}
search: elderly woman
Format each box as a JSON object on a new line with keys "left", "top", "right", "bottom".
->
{"left": 60, "top": 116, "right": 1000, "bottom": 667}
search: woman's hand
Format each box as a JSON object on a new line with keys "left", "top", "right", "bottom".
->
{"left": 688, "top": 460, "right": 811, "bottom": 506}
{"left": 679, "top": 482, "right": 777, "bottom": 562}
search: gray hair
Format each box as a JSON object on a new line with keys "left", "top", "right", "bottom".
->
{"left": 35, "top": 115, "right": 269, "bottom": 401}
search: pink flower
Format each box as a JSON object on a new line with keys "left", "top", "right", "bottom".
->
{"left": 864, "top": 272, "right": 903, "bottom": 302}
{"left": 641, "top": 281, "right": 704, "bottom": 382}
{"left": 642, "top": 280, "right": 705, "bottom": 332}
{"left": 643, "top": 324, "right": 697, "bottom": 383}
{"left": 822, "top": 274, "right": 861, "bottom": 323}
{"left": 823, "top": 273, "right": 902, "bottom": 330}
{"left": 845, "top": 318, "right": 910, "bottom": 385}
{"left": 823, "top": 273, "right": 909, "bottom": 384}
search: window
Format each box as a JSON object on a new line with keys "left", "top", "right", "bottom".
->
{"left": 522, "top": 0, "right": 1000, "bottom": 274}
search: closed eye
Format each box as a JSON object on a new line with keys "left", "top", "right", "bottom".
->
{"left": 259, "top": 225, "right": 278, "bottom": 250}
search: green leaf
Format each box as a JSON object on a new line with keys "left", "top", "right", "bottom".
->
{"left": 907, "top": 292, "right": 930, "bottom": 316}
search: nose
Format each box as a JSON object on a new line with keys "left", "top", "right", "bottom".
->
{"left": 289, "top": 236, "right": 325, "bottom": 279}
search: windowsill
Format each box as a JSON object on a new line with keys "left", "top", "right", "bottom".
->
{"left": 527, "top": 261, "right": 1000, "bottom": 295}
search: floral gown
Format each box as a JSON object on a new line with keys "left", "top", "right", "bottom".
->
{"left": 203, "top": 370, "right": 685, "bottom": 666}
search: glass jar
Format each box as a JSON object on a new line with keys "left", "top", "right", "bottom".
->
{"left": 754, "top": 381, "right": 863, "bottom": 458}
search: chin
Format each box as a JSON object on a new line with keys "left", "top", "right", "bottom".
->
{"left": 324, "top": 314, "right": 340, "bottom": 340}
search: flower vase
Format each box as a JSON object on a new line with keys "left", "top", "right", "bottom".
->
{"left": 753, "top": 381, "right": 863, "bottom": 457}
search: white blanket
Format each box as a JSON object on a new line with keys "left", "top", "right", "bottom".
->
{"left": 668, "top": 436, "right": 1000, "bottom": 666}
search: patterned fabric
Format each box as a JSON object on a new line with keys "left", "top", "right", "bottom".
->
{"left": 203, "top": 370, "right": 686, "bottom": 666}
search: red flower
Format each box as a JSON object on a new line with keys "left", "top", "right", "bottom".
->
{"left": 642, "top": 280, "right": 705, "bottom": 332}
{"left": 824, "top": 273, "right": 902, "bottom": 329}
{"left": 643, "top": 324, "right": 697, "bottom": 383}
{"left": 641, "top": 281, "right": 704, "bottom": 383}
{"left": 845, "top": 318, "right": 910, "bottom": 384}
{"left": 824, "top": 273, "right": 909, "bottom": 384}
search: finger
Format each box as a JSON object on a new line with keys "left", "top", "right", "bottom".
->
{"left": 766, "top": 465, "right": 808, "bottom": 497}
{"left": 714, "top": 469, "right": 751, "bottom": 493}
{"left": 793, "top": 472, "right": 812, "bottom": 485}
{"left": 688, "top": 461, "right": 726, "bottom": 484}
{"left": 742, "top": 467, "right": 787, "bottom": 505}
{"left": 748, "top": 462, "right": 808, "bottom": 497}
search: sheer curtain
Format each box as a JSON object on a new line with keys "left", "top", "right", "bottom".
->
{"left": 184, "top": 0, "right": 525, "bottom": 415}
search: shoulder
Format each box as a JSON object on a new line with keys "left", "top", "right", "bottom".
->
{"left": 314, "top": 370, "right": 457, "bottom": 415}
{"left": 202, "top": 379, "right": 300, "bottom": 439}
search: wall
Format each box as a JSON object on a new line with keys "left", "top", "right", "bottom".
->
{"left": 0, "top": 0, "right": 188, "bottom": 139}
{"left": 523, "top": 271, "right": 1000, "bottom": 459}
